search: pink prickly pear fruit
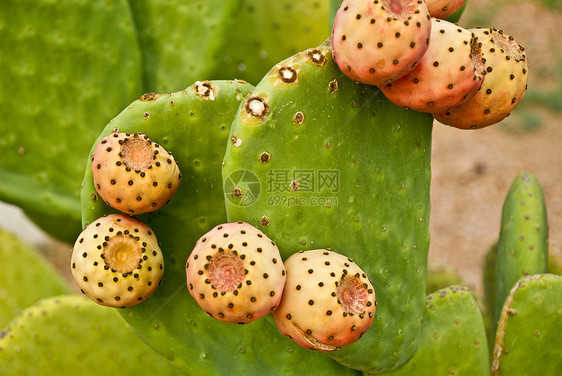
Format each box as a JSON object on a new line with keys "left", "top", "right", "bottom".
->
{"left": 91, "top": 131, "right": 181, "bottom": 214}
{"left": 331, "top": 0, "right": 432, "bottom": 86}
{"left": 380, "top": 18, "right": 485, "bottom": 113}
{"left": 70, "top": 214, "right": 164, "bottom": 308}
{"left": 425, "top": 0, "right": 465, "bottom": 19}
{"left": 185, "top": 222, "right": 286, "bottom": 324}
{"left": 433, "top": 28, "right": 528, "bottom": 129}
{"left": 272, "top": 249, "right": 376, "bottom": 352}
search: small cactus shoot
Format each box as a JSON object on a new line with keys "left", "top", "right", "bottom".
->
{"left": 273, "top": 250, "right": 376, "bottom": 352}
{"left": 91, "top": 131, "right": 181, "bottom": 214}
{"left": 186, "top": 222, "right": 286, "bottom": 324}
{"left": 70, "top": 214, "right": 164, "bottom": 308}
{"left": 331, "top": 0, "right": 432, "bottom": 86}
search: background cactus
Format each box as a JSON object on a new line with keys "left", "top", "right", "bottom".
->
{"left": 491, "top": 274, "right": 562, "bottom": 375}
{"left": 0, "top": 295, "right": 183, "bottom": 375}
{"left": 0, "top": 0, "right": 143, "bottom": 243}
{"left": 493, "top": 172, "right": 549, "bottom": 324}
{"left": 0, "top": 230, "right": 71, "bottom": 328}
{"left": 383, "top": 286, "right": 489, "bottom": 376}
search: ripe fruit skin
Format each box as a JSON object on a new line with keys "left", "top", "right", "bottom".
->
{"left": 331, "top": 0, "right": 432, "bottom": 86}
{"left": 425, "top": 0, "right": 466, "bottom": 19}
{"left": 186, "top": 222, "right": 286, "bottom": 324}
{"left": 433, "top": 28, "right": 528, "bottom": 129}
{"left": 70, "top": 214, "right": 164, "bottom": 308}
{"left": 92, "top": 131, "right": 181, "bottom": 214}
{"left": 273, "top": 249, "right": 376, "bottom": 352}
{"left": 380, "top": 18, "right": 485, "bottom": 113}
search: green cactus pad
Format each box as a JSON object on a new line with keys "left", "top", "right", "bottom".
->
{"left": 426, "top": 266, "right": 468, "bottom": 295}
{"left": 491, "top": 274, "right": 562, "bottom": 375}
{"left": 129, "top": 0, "right": 238, "bottom": 93}
{"left": 215, "top": 0, "right": 330, "bottom": 85}
{"left": 0, "top": 295, "right": 183, "bottom": 375}
{"left": 0, "top": 230, "right": 71, "bottom": 328}
{"left": 223, "top": 43, "right": 433, "bottom": 372}
{"left": 494, "top": 172, "right": 548, "bottom": 324}
{"left": 383, "top": 287, "right": 489, "bottom": 376}
{"left": 80, "top": 81, "right": 357, "bottom": 376}
{"left": 0, "top": 0, "right": 142, "bottom": 242}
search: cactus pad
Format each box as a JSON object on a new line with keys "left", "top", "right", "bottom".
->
{"left": 215, "top": 0, "right": 330, "bottom": 85}
{"left": 491, "top": 274, "right": 562, "bottom": 375}
{"left": 0, "top": 0, "right": 142, "bottom": 242}
{"left": 0, "top": 295, "right": 183, "bottom": 375}
{"left": 223, "top": 43, "right": 433, "bottom": 372}
{"left": 494, "top": 172, "right": 548, "bottom": 323}
{"left": 129, "top": 0, "right": 238, "bottom": 93}
{"left": 0, "top": 230, "right": 71, "bottom": 328}
{"left": 383, "top": 287, "right": 489, "bottom": 376}
{"left": 80, "top": 81, "right": 357, "bottom": 376}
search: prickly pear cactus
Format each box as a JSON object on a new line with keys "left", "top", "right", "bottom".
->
{"left": 494, "top": 172, "right": 548, "bottom": 323}
{"left": 0, "top": 295, "right": 183, "bottom": 375}
{"left": 130, "top": 0, "right": 330, "bottom": 92}
{"left": 223, "top": 43, "right": 433, "bottom": 372}
{"left": 383, "top": 287, "right": 489, "bottom": 376}
{"left": 0, "top": 230, "right": 71, "bottom": 328}
{"left": 491, "top": 274, "right": 562, "bottom": 375}
{"left": 215, "top": 0, "right": 330, "bottom": 85}
{"left": 0, "top": 0, "right": 142, "bottom": 242}
{"left": 129, "top": 0, "right": 238, "bottom": 93}
{"left": 80, "top": 81, "right": 357, "bottom": 376}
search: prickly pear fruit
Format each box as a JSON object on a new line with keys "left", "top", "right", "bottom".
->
{"left": 91, "top": 131, "right": 181, "bottom": 214}
{"left": 425, "top": 0, "right": 466, "bottom": 19}
{"left": 273, "top": 250, "right": 376, "bottom": 352}
{"left": 492, "top": 274, "right": 562, "bottom": 376}
{"left": 186, "top": 222, "right": 286, "bottom": 324}
{"left": 331, "top": 0, "right": 432, "bottom": 85}
{"left": 70, "top": 214, "right": 164, "bottom": 308}
{"left": 380, "top": 18, "right": 484, "bottom": 112}
{"left": 433, "top": 27, "right": 528, "bottom": 129}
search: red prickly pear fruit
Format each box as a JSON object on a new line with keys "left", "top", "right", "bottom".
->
{"left": 425, "top": 0, "right": 466, "bottom": 19}
{"left": 380, "top": 18, "right": 485, "bottom": 113}
{"left": 272, "top": 249, "right": 376, "bottom": 352}
{"left": 433, "top": 28, "right": 528, "bottom": 129}
{"left": 70, "top": 214, "right": 164, "bottom": 308}
{"left": 91, "top": 131, "right": 182, "bottom": 214}
{"left": 185, "top": 222, "right": 286, "bottom": 324}
{"left": 331, "top": 0, "right": 432, "bottom": 86}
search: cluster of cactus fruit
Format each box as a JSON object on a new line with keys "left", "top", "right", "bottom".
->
{"left": 3, "top": 0, "right": 556, "bottom": 375}
{"left": 332, "top": 0, "right": 528, "bottom": 129}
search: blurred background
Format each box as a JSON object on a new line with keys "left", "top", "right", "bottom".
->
{"left": 1, "top": 0, "right": 560, "bottom": 295}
